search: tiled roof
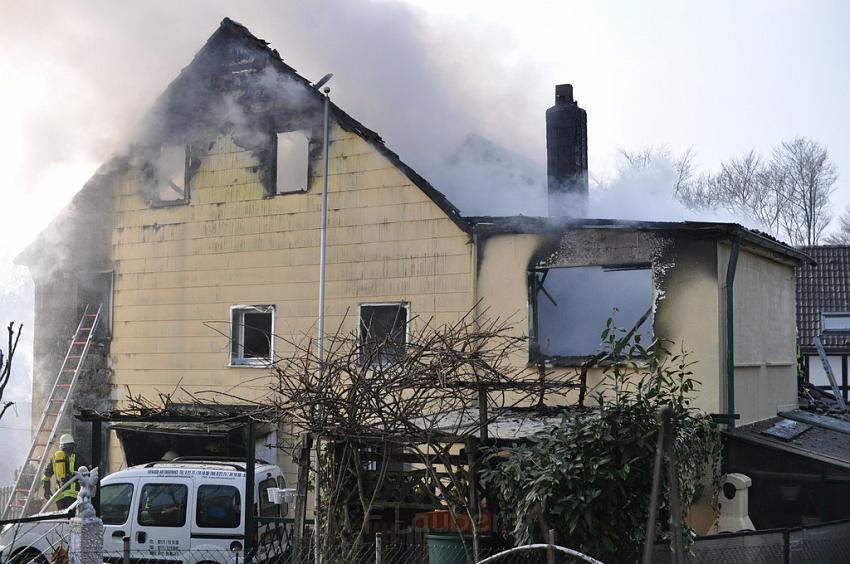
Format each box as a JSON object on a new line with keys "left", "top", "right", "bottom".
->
{"left": 796, "top": 246, "right": 850, "bottom": 349}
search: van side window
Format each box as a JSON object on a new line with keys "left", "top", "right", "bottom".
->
{"left": 101, "top": 483, "right": 133, "bottom": 525}
{"left": 197, "top": 485, "right": 241, "bottom": 529}
{"left": 258, "top": 478, "right": 279, "bottom": 518}
{"left": 138, "top": 484, "right": 188, "bottom": 527}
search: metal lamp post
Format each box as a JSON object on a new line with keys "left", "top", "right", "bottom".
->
{"left": 313, "top": 73, "right": 332, "bottom": 564}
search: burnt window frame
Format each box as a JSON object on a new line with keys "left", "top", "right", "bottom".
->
{"left": 147, "top": 143, "right": 193, "bottom": 207}
{"left": 271, "top": 129, "right": 313, "bottom": 196}
{"left": 358, "top": 302, "right": 410, "bottom": 367}
{"left": 229, "top": 305, "right": 276, "bottom": 367}
{"left": 528, "top": 263, "right": 654, "bottom": 366}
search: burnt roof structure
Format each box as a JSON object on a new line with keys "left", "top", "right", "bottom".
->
{"left": 468, "top": 216, "right": 812, "bottom": 264}
{"left": 797, "top": 246, "right": 850, "bottom": 350}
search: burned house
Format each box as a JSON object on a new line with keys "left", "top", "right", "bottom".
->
{"left": 15, "top": 18, "right": 806, "bottom": 493}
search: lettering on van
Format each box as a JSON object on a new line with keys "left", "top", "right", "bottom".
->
{"left": 149, "top": 539, "right": 180, "bottom": 556}
{"left": 144, "top": 469, "right": 239, "bottom": 479}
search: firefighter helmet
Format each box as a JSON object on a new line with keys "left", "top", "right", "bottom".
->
{"left": 59, "top": 434, "right": 74, "bottom": 446}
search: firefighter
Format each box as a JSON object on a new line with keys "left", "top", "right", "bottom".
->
{"left": 42, "top": 434, "right": 85, "bottom": 510}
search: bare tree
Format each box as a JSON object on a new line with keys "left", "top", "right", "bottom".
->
{"left": 770, "top": 138, "right": 837, "bottom": 246}
{"left": 0, "top": 322, "right": 22, "bottom": 420}
{"left": 824, "top": 207, "right": 850, "bottom": 245}
{"left": 616, "top": 146, "right": 698, "bottom": 200}
{"left": 674, "top": 138, "right": 838, "bottom": 246}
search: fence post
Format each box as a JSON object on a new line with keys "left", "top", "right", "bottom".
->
{"left": 122, "top": 536, "right": 130, "bottom": 564}
{"left": 547, "top": 528, "right": 555, "bottom": 564}
{"left": 375, "top": 532, "right": 382, "bottom": 564}
{"left": 783, "top": 529, "right": 791, "bottom": 564}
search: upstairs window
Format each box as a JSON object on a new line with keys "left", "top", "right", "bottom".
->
{"left": 531, "top": 265, "right": 654, "bottom": 361}
{"left": 152, "top": 145, "right": 189, "bottom": 204}
{"left": 822, "top": 312, "right": 850, "bottom": 333}
{"left": 275, "top": 131, "right": 310, "bottom": 194}
{"left": 230, "top": 305, "right": 275, "bottom": 366}
{"left": 359, "top": 303, "right": 408, "bottom": 366}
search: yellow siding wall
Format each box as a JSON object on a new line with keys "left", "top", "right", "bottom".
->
{"left": 723, "top": 244, "right": 798, "bottom": 425}
{"left": 107, "top": 124, "right": 473, "bottom": 476}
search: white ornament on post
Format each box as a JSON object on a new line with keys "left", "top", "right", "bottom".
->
{"left": 69, "top": 466, "right": 102, "bottom": 564}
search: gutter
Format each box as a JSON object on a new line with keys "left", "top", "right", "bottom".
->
{"left": 725, "top": 236, "right": 742, "bottom": 428}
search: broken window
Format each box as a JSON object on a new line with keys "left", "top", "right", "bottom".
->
{"left": 275, "top": 130, "right": 310, "bottom": 194}
{"left": 822, "top": 312, "right": 850, "bottom": 333}
{"left": 531, "top": 265, "right": 654, "bottom": 360}
{"left": 230, "top": 305, "right": 275, "bottom": 365}
{"left": 359, "top": 303, "right": 408, "bottom": 366}
{"left": 152, "top": 144, "right": 189, "bottom": 203}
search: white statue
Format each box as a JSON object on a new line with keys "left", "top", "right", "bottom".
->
{"left": 74, "top": 466, "right": 99, "bottom": 520}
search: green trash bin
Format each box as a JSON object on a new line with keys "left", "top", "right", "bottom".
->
{"left": 427, "top": 534, "right": 491, "bottom": 564}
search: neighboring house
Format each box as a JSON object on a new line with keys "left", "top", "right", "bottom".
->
{"left": 797, "top": 245, "right": 850, "bottom": 400}
{"left": 16, "top": 18, "right": 806, "bottom": 488}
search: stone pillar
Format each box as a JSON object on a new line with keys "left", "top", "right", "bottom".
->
{"left": 69, "top": 516, "right": 103, "bottom": 564}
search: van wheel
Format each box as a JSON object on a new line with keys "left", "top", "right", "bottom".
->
{"left": 9, "top": 549, "right": 47, "bottom": 564}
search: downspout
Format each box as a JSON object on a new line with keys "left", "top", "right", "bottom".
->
{"left": 725, "top": 236, "right": 741, "bottom": 429}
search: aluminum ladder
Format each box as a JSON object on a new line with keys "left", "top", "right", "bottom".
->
{"left": 1, "top": 304, "right": 103, "bottom": 519}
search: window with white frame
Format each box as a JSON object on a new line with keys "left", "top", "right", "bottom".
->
{"left": 359, "top": 303, "right": 409, "bottom": 366}
{"left": 275, "top": 130, "right": 310, "bottom": 194}
{"left": 822, "top": 312, "right": 850, "bottom": 333}
{"left": 230, "top": 305, "right": 275, "bottom": 365}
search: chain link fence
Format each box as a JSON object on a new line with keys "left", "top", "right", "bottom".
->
{"left": 8, "top": 519, "right": 850, "bottom": 564}
{"left": 653, "top": 517, "right": 850, "bottom": 563}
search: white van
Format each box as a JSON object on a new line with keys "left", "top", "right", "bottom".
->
{"left": 0, "top": 458, "right": 292, "bottom": 564}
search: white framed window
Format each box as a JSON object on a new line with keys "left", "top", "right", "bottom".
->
{"left": 358, "top": 303, "right": 409, "bottom": 366}
{"left": 275, "top": 130, "right": 310, "bottom": 194}
{"left": 230, "top": 305, "right": 275, "bottom": 366}
{"left": 153, "top": 144, "right": 189, "bottom": 204}
{"left": 822, "top": 312, "right": 850, "bottom": 333}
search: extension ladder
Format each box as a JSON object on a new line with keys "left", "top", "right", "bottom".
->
{"left": 1, "top": 304, "right": 102, "bottom": 519}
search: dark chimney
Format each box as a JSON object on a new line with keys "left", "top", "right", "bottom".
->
{"left": 546, "top": 84, "right": 588, "bottom": 216}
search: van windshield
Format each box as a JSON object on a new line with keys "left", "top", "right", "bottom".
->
{"left": 101, "top": 483, "right": 133, "bottom": 525}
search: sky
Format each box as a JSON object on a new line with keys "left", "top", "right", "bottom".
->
{"left": 0, "top": 0, "right": 848, "bottom": 477}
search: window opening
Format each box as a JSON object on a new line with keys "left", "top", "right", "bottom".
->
{"left": 153, "top": 145, "right": 189, "bottom": 203}
{"left": 196, "top": 485, "right": 241, "bottom": 528}
{"left": 137, "top": 483, "right": 188, "bottom": 527}
{"left": 531, "top": 265, "right": 654, "bottom": 359}
{"left": 230, "top": 305, "right": 275, "bottom": 365}
{"left": 276, "top": 131, "right": 310, "bottom": 194}
{"left": 100, "top": 483, "right": 133, "bottom": 525}
{"left": 359, "top": 303, "right": 408, "bottom": 366}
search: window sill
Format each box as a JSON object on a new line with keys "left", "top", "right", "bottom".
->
{"left": 228, "top": 360, "right": 273, "bottom": 368}
{"left": 150, "top": 199, "right": 190, "bottom": 208}
{"left": 529, "top": 354, "right": 650, "bottom": 368}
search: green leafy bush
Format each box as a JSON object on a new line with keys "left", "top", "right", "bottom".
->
{"left": 481, "top": 316, "right": 721, "bottom": 561}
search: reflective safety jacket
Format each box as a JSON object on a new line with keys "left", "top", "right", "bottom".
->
{"left": 42, "top": 450, "right": 78, "bottom": 501}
